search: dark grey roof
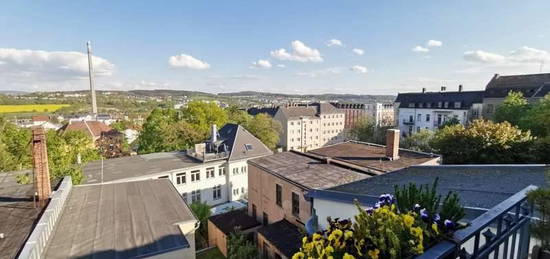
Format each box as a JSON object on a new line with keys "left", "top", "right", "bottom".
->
{"left": 485, "top": 73, "right": 550, "bottom": 98}
{"left": 208, "top": 209, "right": 260, "bottom": 235}
{"left": 0, "top": 170, "right": 40, "bottom": 259}
{"left": 83, "top": 151, "right": 206, "bottom": 184}
{"left": 394, "top": 91, "right": 484, "bottom": 109}
{"left": 320, "top": 165, "right": 549, "bottom": 210}
{"left": 43, "top": 179, "right": 196, "bottom": 259}
{"left": 218, "top": 124, "right": 273, "bottom": 161}
{"left": 247, "top": 107, "right": 279, "bottom": 117}
{"left": 311, "top": 102, "right": 341, "bottom": 114}
{"left": 248, "top": 151, "right": 369, "bottom": 190}
{"left": 257, "top": 219, "right": 303, "bottom": 258}
{"left": 332, "top": 103, "right": 366, "bottom": 110}
{"left": 277, "top": 106, "right": 318, "bottom": 120}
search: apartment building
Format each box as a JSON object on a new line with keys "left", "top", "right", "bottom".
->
{"left": 245, "top": 130, "right": 440, "bottom": 258}
{"left": 334, "top": 102, "right": 395, "bottom": 128}
{"left": 394, "top": 86, "right": 484, "bottom": 136}
{"left": 482, "top": 73, "right": 550, "bottom": 119}
{"left": 273, "top": 102, "right": 345, "bottom": 152}
{"left": 82, "top": 123, "right": 273, "bottom": 206}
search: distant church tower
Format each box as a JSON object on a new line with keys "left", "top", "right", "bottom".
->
{"left": 87, "top": 41, "right": 98, "bottom": 116}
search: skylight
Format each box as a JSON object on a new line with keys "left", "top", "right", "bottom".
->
{"left": 245, "top": 144, "right": 253, "bottom": 151}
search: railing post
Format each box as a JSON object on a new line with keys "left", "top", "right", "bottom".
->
{"left": 518, "top": 219, "right": 531, "bottom": 259}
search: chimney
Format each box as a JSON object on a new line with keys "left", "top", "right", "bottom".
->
{"left": 440, "top": 86, "right": 446, "bottom": 92}
{"left": 493, "top": 73, "right": 500, "bottom": 79}
{"left": 211, "top": 124, "right": 218, "bottom": 143}
{"left": 422, "top": 87, "right": 426, "bottom": 93}
{"left": 458, "top": 84, "right": 463, "bottom": 92}
{"left": 385, "top": 129, "right": 400, "bottom": 160}
{"left": 32, "top": 127, "right": 51, "bottom": 204}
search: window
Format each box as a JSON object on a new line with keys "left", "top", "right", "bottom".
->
{"left": 292, "top": 192, "right": 300, "bottom": 216}
{"left": 444, "top": 102, "right": 449, "bottom": 108}
{"left": 408, "top": 103, "right": 415, "bottom": 108}
{"left": 206, "top": 167, "right": 215, "bottom": 178}
{"left": 276, "top": 184, "right": 282, "bottom": 207}
{"left": 241, "top": 166, "right": 246, "bottom": 173}
{"left": 409, "top": 115, "right": 413, "bottom": 122}
{"left": 454, "top": 102, "right": 461, "bottom": 108}
{"left": 233, "top": 188, "right": 239, "bottom": 195}
{"left": 191, "top": 190, "right": 201, "bottom": 203}
{"left": 218, "top": 167, "right": 225, "bottom": 176}
{"left": 182, "top": 192, "right": 187, "bottom": 203}
{"left": 427, "top": 103, "right": 432, "bottom": 108}
{"left": 244, "top": 144, "right": 253, "bottom": 151}
{"left": 213, "top": 185, "right": 222, "bottom": 200}
{"left": 263, "top": 212, "right": 269, "bottom": 225}
{"left": 241, "top": 187, "right": 245, "bottom": 193}
{"left": 426, "top": 114, "right": 430, "bottom": 122}
{"left": 417, "top": 114, "right": 421, "bottom": 121}
{"left": 252, "top": 204, "right": 257, "bottom": 219}
{"left": 233, "top": 168, "right": 238, "bottom": 175}
{"left": 176, "top": 172, "right": 186, "bottom": 185}
{"left": 191, "top": 170, "right": 200, "bottom": 182}
{"left": 418, "top": 103, "right": 423, "bottom": 108}
{"left": 438, "top": 102, "right": 442, "bottom": 108}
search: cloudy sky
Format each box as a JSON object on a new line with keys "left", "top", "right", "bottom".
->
{"left": 1, "top": 1, "right": 550, "bottom": 94}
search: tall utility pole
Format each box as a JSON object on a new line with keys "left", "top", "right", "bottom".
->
{"left": 87, "top": 41, "right": 98, "bottom": 116}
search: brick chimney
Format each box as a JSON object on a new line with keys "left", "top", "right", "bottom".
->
{"left": 458, "top": 84, "right": 463, "bottom": 92}
{"left": 386, "top": 129, "right": 400, "bottom": 160}
{"left": 32, "top": 127, "right": 51, "bottom": 203}
{"left": 440, "top": 86, "right": 446, "bottom": 92}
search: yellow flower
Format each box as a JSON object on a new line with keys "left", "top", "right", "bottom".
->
{"left": 343, "top": 253, "right": 356, "bottom": 259}
{"left": 313, "top": 233, "right": 322, "bottom": 241}
{"left": 403, "top": 214, "right": 415, "bottom": 228}
{"left": 410, "top": 226, "right": 423, "bottom": 239}
{"left": 324, "top": 245, "right": 334, "bottom": 255}
{"left": 344, "top": 230, "right": 353, "bottom": 240}
{"left": 431, "top": 223, "right": 439, "bottom": 234}
{"left": 302, "top": 236, "right": 308, "bottom": 245}
{"left": 368, "top": 249, "right": 380, "bottom": 259}
{"left": 292, "top": 252, "right": 305, "bottom": 259}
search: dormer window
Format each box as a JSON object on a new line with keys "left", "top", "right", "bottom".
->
{"left": 454, "top": 102, "right": 461, "bottom": 108}
{"left": 408, "top": 103, "right": 415, "bottom": 108}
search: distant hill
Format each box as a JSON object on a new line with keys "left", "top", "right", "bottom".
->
{"left": 0, "top": 90, "right": 28, "bottom": 95}
{"left": 218, "top": 91, "right": 396, "bottom": 103}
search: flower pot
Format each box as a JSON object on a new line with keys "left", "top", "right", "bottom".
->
{"left": 533, "top": 245, "right": 550, "bottom": 259}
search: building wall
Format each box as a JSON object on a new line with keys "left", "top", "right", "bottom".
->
{"left": 247, "top": 164, "right": 311, "bottom": 227}
{"left": 313, "top": 198, "right": 368, "bottom": 230}
{"left": 207, "top": 220, "right": 228, "bottom": 257}
{"left": 227, "top": 159, "right": 250, "bottom": 201}
{"left": 320, "top": 112, "right": 345, "bottom": 146}
{"left": 397, "top": 107, "right": 470, "bottom": 136}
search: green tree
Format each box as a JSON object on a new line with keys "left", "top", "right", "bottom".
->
{"left": 181, "top": 101, "right": 228, "bottom": 136}
{"left": 438, "top": 117, "right": 460, "bottom": 129}
{"left": 401, "top": 129, "right": 435, "bottom": 153}
{"left": 495, "top": 91, "right": 530, "bottom": 126}
{"left": 227, "top": 231, "right": 258, "bottom": 259}
{"left": 137, "top": 108, "right": 180, "bottom": 154}
{"left": 190, "top": 202, "right": 212, "bottom": 249}
{"left": 349, "top": 117, "right": 376, "bottom": 142}
{"left": 0, "top": 117, "right": 31, "bottom": 172}
{"left": 227, "top": 105, "right": 252, "bottom": 125}
{"left": 520, "top": 94, "right": 550, "bottom": 137}
{"left": 431, "top": 120, "right": 534, "bottom": 164}
{"left": 243, "top": 113, "right": 281, "bottom": 149}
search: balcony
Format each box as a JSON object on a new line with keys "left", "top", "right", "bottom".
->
{"left": 418, "top": 185, "right": 536, "bottom": 259}
{"left": 186, "top": 148, "right": 229, "bottom": 162}
{"left": 403, "top": 119, "right": 415, "bottom": 125}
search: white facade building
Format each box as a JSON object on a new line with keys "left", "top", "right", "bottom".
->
{"left": 395, "top": 87, "right": 484, "bottom": 136}
{"left": 82, "top": 124, "right": 273, "bottom": 206}
{"left": 273, "top": 103, "right": 345, "bottom": 152}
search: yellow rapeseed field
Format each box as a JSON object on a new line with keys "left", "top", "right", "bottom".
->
{"left": 0, "top": 104, "right": 70, "bottom": 113}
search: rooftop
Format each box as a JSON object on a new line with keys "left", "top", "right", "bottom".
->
{"left": 247, "top": 107, "right": 279, "bottom": 117}
{"left": 208, "top": 209, "right": 260, "bottom": 235}
{"left": 248, "top": 151, "right": 369, "bottom": 190}
{"left": 43, "top": 179, "right": 196, "bottom": 259}
{"left": 60, "top": 120, "right": 113, "bottom": 139}
{"left": 322, "top": 165, "right": 549, "bottom": 209}
{"left": 257, "top": 219, "right": 303, "bottom": 258}
{"left": 277, "top": 105, "right": 318, "bottom": 120}
{"left": 0, "top": 170, "right": 42, "bottom": 259}
{"left": 308, "top": 141, "right": 440, "bottom": 173}
{"left": 485, "top": 73, "right": 550, "bottom": 98}
{"left": 395, "top": 90, "right": 484, "bottom": 110}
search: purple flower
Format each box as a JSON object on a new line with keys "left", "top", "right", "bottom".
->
{"left": 365, "top": 207, "right": 374, "bottom": 215}
{"left": 420, "top": 209, "right": 429, "bottom": 221}
{"left": 377, "top": 194, "right": 395, "bottom": 207}
{"left": 374, "top": 202, "right": 381, "bottom": 209}
{"left": 413, "top": 204, "right": 421, "bottom": 211}
{"left": 444, "top": 219, "right": 455, "bottom": 230}
{"left": 433, "top": 214, "right": 441, "bottom": 223}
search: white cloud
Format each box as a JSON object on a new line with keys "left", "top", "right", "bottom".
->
{"left": 464, "top": 46, "right": 550, "bottom": 65}
{"left": 326, "top": 39, "right": 344, "bottom": 47}
{"left": 352, "top": 48, "right": 365, "bottom": 55}
{"left": 270, "top": 40, "right": 323, "bottom": 62}
{"left": 250, "top": 59, "right": 272, "bottom": 69}
{"left": 276, "top": 64, "right": 285, "bottom": 68}
{"left": 350, "top": 65, "right": 368, "bottom": 74}
{"left": 0, "top": 48, "right": 114, "bottom": 77}
{"left": 427, "top": 40, "right": 443, "bottom": 47}
{"left": 168, "top": 54, "right": 210, "bottom": 69}
{"left": 412, "top": 46, "right": 429, "bottom": 53}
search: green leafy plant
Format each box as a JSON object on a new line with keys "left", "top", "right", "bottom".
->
{"left": 227, "top": 231, "right": 258, "bottom": 259}
{"left": 15, "top": 173, "right": 31, "bottom": 184}
{"left": 527, "top": 170, "right": 550, "bottom": 251}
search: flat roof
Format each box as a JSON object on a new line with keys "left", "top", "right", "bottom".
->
{"left": 83, "top": 151, "right": 214, "bottom": 183}
{"left": 257, "top": 219, "right": 303, "bottom": 258}
{"left": 326, "top": 165, "right": 549, "bottom": 209}
{"left": 43, "top": 179, "right": 196, "bottom": 259}
{"left": 309, "top": 141, "right": 439, "bottom": 173}
{"left": 209, "top": 209, "right": 260, "bottom": 235}
{"left": 0, "top": 170, "right": 41, "bottom": 259}
{"left": 248, "top": 151, "right": 369, "bottom": 190}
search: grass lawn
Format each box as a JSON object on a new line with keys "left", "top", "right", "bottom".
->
{"left": 197, "top": 247, "right": 225, "bottom": 259}
{"left": 0, "top": 104, "right": 70, "bottom": 113}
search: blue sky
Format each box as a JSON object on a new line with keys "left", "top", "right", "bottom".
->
{"left": 1, "top": 1, "right": 550, "bottom": 94}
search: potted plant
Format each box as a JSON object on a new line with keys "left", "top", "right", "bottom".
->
{"left": 529, "top": 187, "right": 550, "bottom": 259}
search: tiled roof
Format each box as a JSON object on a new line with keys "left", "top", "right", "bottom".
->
{"left": 208, "top": 209, "right": 260, "bottom": 235}
{"left": 485, "top": 73, "right": 550, "bottom": 98}
{"left": 248, "top": 151, "right": 369, "bottom": 190}
{"left": 257, "top": 219, "right": 303, "bottom": 258}
{"left": 218, "top": 124, "right": 273, "bottom": 161}
{"left": 277, "top": 106, "right": 318, "bottom": 120}
{"left": 31, "top": 115, "right": 49, "bottom": 122}
{"left": 60, "top": 121, "right": 113, "bottom": 138}
{"left": 308, "top": 141, "right": 440, "bottom": 173}
{"left": 394, "top": 91, "right": 484, "bottom": 110}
